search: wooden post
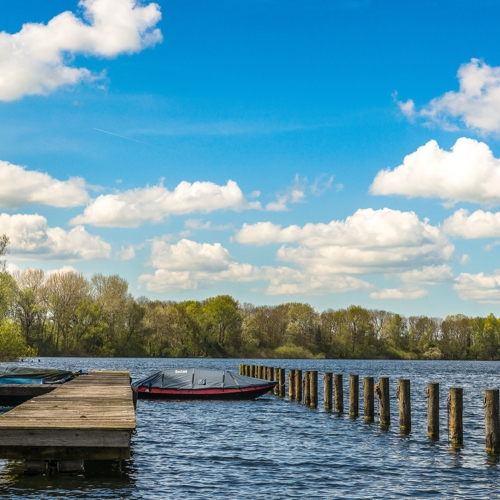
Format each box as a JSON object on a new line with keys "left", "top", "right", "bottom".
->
{"left": 349, "top": 374, "right": 359, "bottom": 417}
{"left": 239, "top": 364, "right": 243, "bottom": 375}
{"left": 427, "top": 382, "right": 439, "bottom": 440}
{"left": 295, "top": 370, "right": 302, "bottom": 403}
{"left": 303, "top": 371, "right": 310, "bottom": 405}
{"left": 309, "top": 370, "right": 318, "bottom": 408}
{"left": 378, "top": 377, "right": 390, "bottom": 426}
{"left": 449, "top": 388, "right": 463, "bottom": 446}
{"left": 255, "top": 365, "right": 260, "bottom": 379}
{"left": 334, "top": 374, "right": 343, "bottom": 413}
{"left": 279, "top": 368, "right": 285, "bottom": 397}
{"left": 364, "top": 376, "right": 374, "bottom": 422}
{"left": 289, "top": 369, "right": 296, "bottom": 400}
{"left": 485, "top": 389, "right": 500, "bottom": 453}
{"left": 250, "top": 365, "right": 255, "bottom": 378}
{"left": 273, "top": 368, "right": 279, "bottom": 395}
{"left": 398, "top": 379, "right": 411, "bottom": 433}
{"left": 324, "top": 372, "right": 333, "bottom": 410}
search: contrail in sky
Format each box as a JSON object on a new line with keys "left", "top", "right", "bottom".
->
{"left": 93, "top": 128, "right": 175, "bottom": 152}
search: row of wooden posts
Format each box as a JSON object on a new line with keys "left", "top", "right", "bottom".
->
{"left": 238, "top": 363, "right": 500, "bottom": 454}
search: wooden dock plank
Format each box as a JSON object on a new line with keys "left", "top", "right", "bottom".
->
{"left": 0, "top": 370, "right": 136, "bottom": 460}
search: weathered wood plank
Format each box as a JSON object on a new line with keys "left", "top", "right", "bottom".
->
{"left": 0, "top": 370, "right": 136, "bottom": 460}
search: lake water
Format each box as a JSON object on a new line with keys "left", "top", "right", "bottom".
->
{"left": 0, "top": 358, "right": 499, "bottom": 499}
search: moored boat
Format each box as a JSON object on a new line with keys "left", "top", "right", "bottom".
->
{"left": 0, "top": 366, "right": 77, "bottom": 385}
{"left": 134, "top": 368, "right": 276, "bottom": 400}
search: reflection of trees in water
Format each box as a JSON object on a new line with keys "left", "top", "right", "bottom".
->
{"left": 0, "top": 458, "right": 137, "bottom": 495}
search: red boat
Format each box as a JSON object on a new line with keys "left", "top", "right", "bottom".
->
{"left": 134, "top": 368, "right": 276, "bottom": 400}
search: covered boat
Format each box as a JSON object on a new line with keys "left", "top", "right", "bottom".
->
{"left": 0, "top": 366, "right": 76, "bottom": 385}
{"left": 134, "top": 368, "right": 276, "bottom": 400}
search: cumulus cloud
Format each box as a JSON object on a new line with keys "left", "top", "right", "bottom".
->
{"left": 370, "top": 287, "right": 428, "bottom": 300}
{"left": 454, "top": 271, "right": 500, "bottom": 303}
{"left": 398, "top": 265, "right": 454, "bottom": 285}
{"left": 139, "top": 238, "right": 371, "bottom": 295}
{"left": 71, "top": 180, "right": 261, "bottom": 227}
{"left": 0, "top": 160, "right": 88, "bottom": 208}
{"left": 397, "top": 59, "right": 500, "bottom": 133}
{"left": 370, "top": 138, "right": 500, "bottom": 206}
{"left": 236, "top": 208, "right": 453, "bottom": 274}
{"left": 0, "top": 0, "right": 162, "bottom": 101}
{"left": 443, "top": 209, "right": 500, "bottom": 239}
{"left": 262, "top": 269, "right": 370, "bottom": 296}
{"left": 0, "top": 213, "right": 110, "bottom": 260}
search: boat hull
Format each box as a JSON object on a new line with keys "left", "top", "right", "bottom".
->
{"left": 137, "top": 383, "right": 276, "bottom": 401}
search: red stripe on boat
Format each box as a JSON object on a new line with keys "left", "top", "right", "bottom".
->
{"left": 137, "top": 383, "right": 275, "bottom": 395}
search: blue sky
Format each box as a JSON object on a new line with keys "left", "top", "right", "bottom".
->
{"left": 3, "top": 0, "right": 500, "bottom": 317}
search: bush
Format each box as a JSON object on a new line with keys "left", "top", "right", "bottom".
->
{"left": 0, "top": 321, "right": 36, "bottom": 360}
{"left": 274, "top": 344, "right": 314, "bottom": 359}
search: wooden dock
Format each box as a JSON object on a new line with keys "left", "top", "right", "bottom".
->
{"left": 0, "top": 370, "right": 136, "bottom": 461}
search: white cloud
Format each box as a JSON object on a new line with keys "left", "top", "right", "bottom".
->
{"left": 265, "top": 175, "right": 306, "bottom": 212}
{"left": 397, "top": 59, "right": 500, "bottom": 133}
{"left": 0, "top": 160, "right": 88, "bottom": 208}
{"left": 454, "top": 271, "right": 500, "bottom": 303}
{"left": 71, "top": 180, "right": 261, "bottom": 227}
{"left": 150, "top": 239, "right": 233, "bottom": 272}
{"left": 310, "top": 174, "right": 334, "bottom": 196}
{"left": 0, "top": 213, "right": 110, "bottom": 260}
{"left": 371, "top": 138, "right": 500, "bottom": 206}
{"left": 184, "top": 219, "right": 232, "bottom": 231}
{"left": 0, "top": 0, "right": 162, "bottom": 100}
{"left": 117, "top": 245, "right": 136, "bottom": 261}
{"left": 460, "top": 254, "right": 470, "bottom": 264}
{"left": 236, "top": 208, "right": 453, "bottom": 274}
{"left": 262, "top": 268, "right": 370, "bottom": 296}
{"left": 45, "top": 265, "right": 79, "bottom": 277}
{"left": 139, "top": 238, "right": 371, "bottom": 295}
{"left": 399, "top": 265, "right": 454, "bottom": 285}
{"left": 443, "top": 209, "right": 500, "bottom": 239}
{"left": 370, "top": 287, "right": 428, "bottom": 300}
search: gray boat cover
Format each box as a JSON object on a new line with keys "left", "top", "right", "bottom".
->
{"left": 134, "top": 368, "right": 273, "bottom": 390}
{"left": 0, "top": 366, "right": 75, "bottom": 384}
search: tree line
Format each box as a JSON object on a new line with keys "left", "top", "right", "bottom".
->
{"left": 0, "top": 236, "right": 499, "bottom": 360}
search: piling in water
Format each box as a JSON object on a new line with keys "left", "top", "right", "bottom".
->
{"left": 295, "top": 370, "right": 302, "bottom": 403}
{"left": 334, "top": 374, "right": 343, "bottom": 413}
{"left": 449, "top": 388, "right": 463, "bottom": 446}
{"left": 485, "top": 389, "right": 500, "bottom": 453}
{"left": 250, "top": 365, "right": 256, "bottom": 378}
{"left": 324, "top": 372, "right": 333, "bottom": 410}
{"left": 279, "top": 368, "right": 285, "bottom": 397}
{"left": 289, "top": 369, "right": 296, "bottom": 400}
{"left": 398, "top": 379, "right": 411, "bottom": 433}
{"left": 303, "top": 371, "right": 310, "bottom": 406}
{"left": 427, "top": 382, "right": 439, "bottom": 440}
{"left": 364, "top": 377, "right": 374, "bottom": 422}
{"left": 378, "top": 377, "right": 390, "bottom": 426}
{"left": 273, "top": 368, "right": 279, "bottom": 395}
{"left": 239, "top": 364, "right": 244, "bottom": 375}
{"left": 349, "top": 374, "right": 359, "bottom": 418}
{"left": 309, "top": 370, "right": 318, "bottom": 408}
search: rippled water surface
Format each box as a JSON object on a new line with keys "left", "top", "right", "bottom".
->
{"left": 1, "top": 358, "right": 500, "bottom": 499}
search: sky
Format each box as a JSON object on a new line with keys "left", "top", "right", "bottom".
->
{"left": 3, "top": 0, "right": 500, "bottom": 317}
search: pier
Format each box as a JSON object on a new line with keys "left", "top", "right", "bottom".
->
{"left": 0, "top": 370, "right": 136, "bottom": 462}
